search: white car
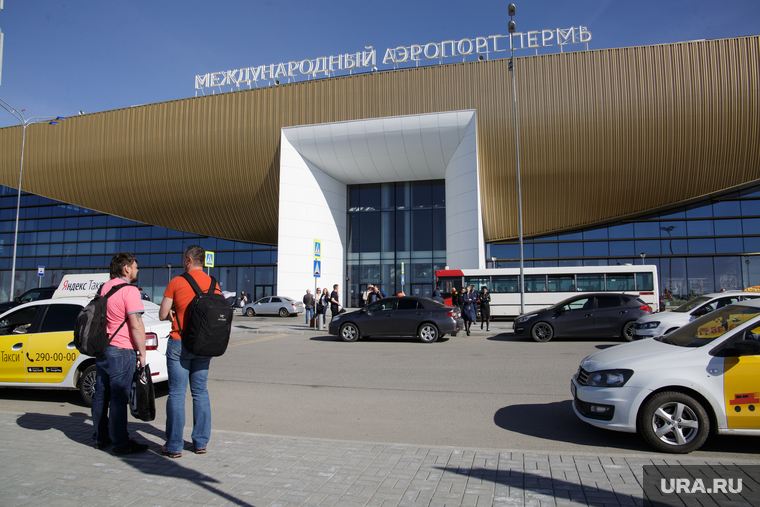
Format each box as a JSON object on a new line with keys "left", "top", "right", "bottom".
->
{"left": 0, "top": 274, "right": 170, "bottom": 406}
{"left": 242, "top": 296, "right": 304, "bottom": 317}
{"left": 632, "top": 290, "right": 760, "bottom": 339}
{"left": 571, "top": 299, "right": 760, "bottom": 453}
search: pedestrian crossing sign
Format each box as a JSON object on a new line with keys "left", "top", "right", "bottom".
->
{"left": 314, "top": 239, "right": 321, "bottom": 259}
{"left": 314, "top": 260, "right": 321, "bottom": 278}
{"left": 205, "top": 251, "right": 215, "bottom": 268}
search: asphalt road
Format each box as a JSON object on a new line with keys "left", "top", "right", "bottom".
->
{"left": 1, "top": 317, "right": 757, "bottom": 460}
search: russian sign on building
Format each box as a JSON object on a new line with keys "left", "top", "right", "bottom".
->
{"left": 195, "top": 26, "right": 591, "bottom": 92}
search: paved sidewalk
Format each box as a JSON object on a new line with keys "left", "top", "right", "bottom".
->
{"left": 1, "top": 410, "right": 758, "bottom": 507}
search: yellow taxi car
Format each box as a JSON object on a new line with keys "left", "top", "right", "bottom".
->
{"left": 0, "top": 274, "right": 170, "bottom": 406}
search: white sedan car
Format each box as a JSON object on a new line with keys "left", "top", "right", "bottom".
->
{"left": 572, "top": 299, "right": 760, "bottom": 453}
{"left": 0, "top": 297, "right": 170, "bottom": 406}
{"left": 242, "top": 296, "right": 304, "bottom": 317}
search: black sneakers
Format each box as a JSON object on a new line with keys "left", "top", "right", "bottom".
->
{"left": 112, "top": 439, "right": 149, "bottom": 455}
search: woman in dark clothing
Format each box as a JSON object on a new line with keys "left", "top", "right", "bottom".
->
{"left": 479, "top": 286, "right": 491, "bottom": 331}
{"left": 462, "top": 285, "right": 478, "bottom": 335}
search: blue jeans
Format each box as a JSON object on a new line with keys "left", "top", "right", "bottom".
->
{"left": 305, "top": 307, "right": 314, "bottom": 323}
{"left": 91, "top": 346, "right": 136, "bottom": 448}
{"left": 165, "top": 338, "right": 212, "bottom": 454}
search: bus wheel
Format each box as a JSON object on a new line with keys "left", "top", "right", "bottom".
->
{"left": 531, "top": 322, "right": 554, "bottom": 342}
{"left": 622, "top": 321, "right": 636, "bottom": 341}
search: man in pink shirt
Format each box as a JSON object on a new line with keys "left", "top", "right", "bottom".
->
{"left": 91, "top": 252, "right": 150, "bottom": 454}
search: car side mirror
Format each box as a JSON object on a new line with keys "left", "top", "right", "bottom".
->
{"left": 735, "top": 340, "right": 760, "bottom": 356}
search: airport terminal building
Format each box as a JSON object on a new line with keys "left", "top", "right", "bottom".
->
{"left": 0, "top": 35, "right": 758, "bottom": 306}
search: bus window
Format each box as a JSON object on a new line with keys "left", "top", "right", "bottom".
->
{"left": 547, "top": 275, "right": 575, "bottom": 292}
{"left": 436, "top": 277, "right": 461, "bottom": 296}
{"left": 607, "top": 274, "right": 635, "bottom": 291}
{"left": 636, "top": 273, "right": 654, "bottom": 291}
{"left": 577, "top": 274, "right": 604, "bottom": 291}
{"left": 525, "top": 275, "right": 547, "bottom": 292}
{"left": 492, "top": 276, "right": 518, "bottom": 293}
{"left": 466, "top": 277, "right": 489, "bottom": 290}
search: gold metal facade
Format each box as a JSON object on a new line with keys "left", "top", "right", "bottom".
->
{"left": 1, "top": 36, "right": 758, "bottom": 245}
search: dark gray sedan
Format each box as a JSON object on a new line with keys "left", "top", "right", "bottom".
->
{"left": 328, "top": 296, "right": 462, "bottom": 343}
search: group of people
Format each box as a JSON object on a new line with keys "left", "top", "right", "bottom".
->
{"left": 92, "top": 246, "right": 217, "bottom": 458}
{"left": 302, "top": 284, "right": 341, "bottom": 329}
{"left": 449, "top": 285, "right": 491, "bottom": 335}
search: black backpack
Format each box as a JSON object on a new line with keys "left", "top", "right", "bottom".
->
{"left": 176, "top": 273, "right": 232, "bottom": 357}
{"left": 73, "top": 283, "right": 130, "bottom": 356}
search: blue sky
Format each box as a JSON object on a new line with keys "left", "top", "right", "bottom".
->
{"left": 0, "top": 0, "right": 758, "bottom": 128}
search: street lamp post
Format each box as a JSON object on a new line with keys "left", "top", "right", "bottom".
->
{"left": 0, "top": 99, "right": 64, "bottom": 299}
{"left": 507, "top": 3, "right": 525, "bottom": 314}
{"left": 640, "top": 252, "right": 646, "bottom": 265}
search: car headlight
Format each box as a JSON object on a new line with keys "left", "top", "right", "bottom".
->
{"left": 515, "top": 314, "right": 536, "bottom": 324}
{"left": 638, "top": 321, "right": 660, "bottom": 329}
{"left": 585, "top": 369, "right": 634, "bottom": 387}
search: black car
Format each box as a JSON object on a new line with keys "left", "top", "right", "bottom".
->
{"left": 328, "top": 296, "right": 462, "bottom": 343}
{"left": 0, "top": 286, "right": 57, "bottom": 315}
{"left": 512, "top": 293, "right": 653, "bottom": 342}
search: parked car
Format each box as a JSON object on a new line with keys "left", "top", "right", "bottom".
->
{"left": 0, "top": 286, "right": 57, "bottom": 314}
{"left": 571, "top": 300, "right": 760, "bottom": 453}
{"left": 0, "top": 295, "right": 170, "bottom": 406}
{"left": 328, "top": 296, "right": 462, "bottom": 343}
{"left": 513, "top": 293, "right": 653, "bottom": 342}
{"left": 242, "top": 296, "right": 304, "bottom": 317}
{"left": 632, "top": 290, "right": 760, "bottom": 339}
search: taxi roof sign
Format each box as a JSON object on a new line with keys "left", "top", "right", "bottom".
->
{"left": 52, "top": 273, "right": 110, "bottom": 299}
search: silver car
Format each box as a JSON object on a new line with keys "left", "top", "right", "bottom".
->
{"left": 242, "top": 296, "right": 304, "bottom": 317}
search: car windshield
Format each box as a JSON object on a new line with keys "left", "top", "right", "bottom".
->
{"left": 671, "top": 296, "right": 712, "bottom": 313}
{"left": 655, "top": 304, "right": 760, "bottom": 347}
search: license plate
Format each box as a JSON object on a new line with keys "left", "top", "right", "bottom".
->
{"left": 570, "top": 379, "right": 577, "bottom": 398}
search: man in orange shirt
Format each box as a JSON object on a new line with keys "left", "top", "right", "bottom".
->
{"left": 158, "top": 245, "right": 221, "bottom": 458}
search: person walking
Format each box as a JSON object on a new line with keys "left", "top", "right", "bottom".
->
{"left": 240, "top": 290, "right": 249, "bottom": 305}
{"left": 303, "top": 289, "right": 315, "bottom": 326}
{"left": 462, "top": 286, "right": 478, "bottom": 336}
{"left": 91, "top": 252, "right": 150, "bottom": 454}
{"left": 330, "top": 284, "right": 340, "bottom": 318}
{"left": 479, "top": 286, "right": 491, "bottom": 331}
{"left": 318, "top": 288, "right": 330, "bottom": 329}
{"left": 158, "top": 245, "right": 221, "bottom": 458}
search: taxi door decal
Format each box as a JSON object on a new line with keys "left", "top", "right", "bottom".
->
{"left": 724, "top": 355, "right": 760, "bottom": 429}
{"left": 24, "top": 332, "right": 79, "bottom": 383}
{"left": 0, "top": 334, "right": 29, "bottom": 382}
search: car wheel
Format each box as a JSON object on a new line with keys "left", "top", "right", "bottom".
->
{"left": 340, "top": 323, "right": 359, "bottom": 342}
{"left": 279, "top": 308, "right": 289, "bottom": 318}
{"left": 531, "top": 322, "right": 554, "bottom": 342}
{"left": 638, "top": 391, "right": 710, "bottom": 454}
{"left": 245, "top": 308, "right": 254, "bottom": 317}
{"left": 418, "top": 323, "right": 439, "bottom": 343}
{"left": 621, "top": 321, "right": 636, "bottom": 341}
{"left": 79, "top": 364, "right": 97, "bottom": 407}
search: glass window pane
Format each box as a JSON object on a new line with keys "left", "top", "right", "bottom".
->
{"left": 380, "top": 183, "right": 395, "bottom": 210}
{"left": 606, "top": 274, "right": 635, "bottom": 291}
{"left": 583, "top": 228, "right": 607, "bottom": 240}
{"left": 490, "top": 243, "right": 519, "bottom": 259}
{"left": 395, "top": 182, "right": 410, "bottom": 210}
{"left": 635, "top": 240, "right": 660, "bottom": 256}
{"left": 609, "top": 240, "right": 634, "bottom": 256}
{"left": 713, "top": 219, "right": 743, "bottom": 236}
{"left": 558, "top": 242, "right": 583, "bottom": 257}
{"left": 577, "top": 274, "right": 604, "bottom": 291}
{"left": 714, "top": 256, "right": 742, "bottom": 291}
{"left": 432, "top": 209, "right": 446, "bottom": 255}
{"left": 687, "top": 220, "right": 714, "bottom": 236}
{"left": 558, "top": 231, "right": 583, "bottom": 240}
{"left": 745, "top": 237, "right": 760, "bottom": 253}
{"left": 395, "top": 211, "right": 410, "bottom": 253}
{"left": 432, "top": 180, "right": 445, "bottom": 208}
{"left": 349, "top": 187, "right": 361, "bottom": 212}
{"left": 534, "top": 242, "right": 558, "bottom": 258}
{"left": 687, "top": 257, "right": 714, "bottom": 295}
{"left": 662, "top": 239, "right": 688, "bottom": 255}
{"left": 411, "top": 182, "right": 432, "bottom": 209}
{"left": 660, "top": 208, "right": 686, "bottom": 219}
{"left": 547, "top": 275, "right": 574, "bottom": 292}
{"left": 524, "top": 275, "right": 547, "bottom": 292}
{"left": 348, "top": 213, "right": 360, "bottom": 257}
{"left": 713, "top": 200, "right": 741, "bottom": 217}
{"left": 634, "top": 222, "right": 660, "bottom": 238}
{"left": 411, "top": 210, "right": 432, "bottom": 253}
{"left": 360, "top": 213, "right": 381, "bottom": 253}
{"left": 584, "top": 242, "right": 608, "bottom": 257}
{"left": 608, "top": 223, "right": 633, "bottom": 239}
{"left": 492, "top": 276, "right": 518, "bottom": 293}
{"left": 741, "top": 199, "right": 760, "bottom": 216}
{"left": 686, "top": 203, "right": 712, "bottom": 218}
{"left": 715, "top": 237, "right": 744, "bottom": 254}
{"left": 360, "top": 184, "right": 381, "bottom": 211}
{"left": 688, "top": 238, "right": 715, "bottom": 254}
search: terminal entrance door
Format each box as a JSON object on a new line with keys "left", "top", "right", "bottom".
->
{"left": 255, "top": 285, "right": 273, "bottom": 300}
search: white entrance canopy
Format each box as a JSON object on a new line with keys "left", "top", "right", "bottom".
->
{"left": 277, "top": 110, "right": 484, "bottom": 302}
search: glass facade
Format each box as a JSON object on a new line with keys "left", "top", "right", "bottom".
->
{"left": 488, "top": 184, "right": 760, "bottom": 309}
{"left": 347, "top": 180, "right": 446, "bottom": 305}
{"left": 0, "top": 186, "right": 278, "bottom": 302}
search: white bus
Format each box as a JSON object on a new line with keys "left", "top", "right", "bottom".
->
{"left": 436, "top": 265, "right": 659, "bottom": 317}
